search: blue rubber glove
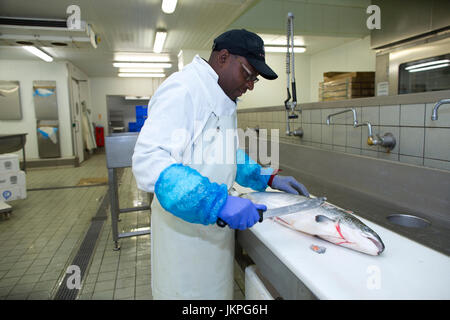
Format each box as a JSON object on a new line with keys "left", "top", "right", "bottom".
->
{"left": 217, "top": 196, "right": 267, "bottom": 230}
{"left": 270, "top": 175, "right": 310, "bottom": 197}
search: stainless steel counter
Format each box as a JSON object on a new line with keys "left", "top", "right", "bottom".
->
{"left": 243, "top": 141, "right": 449, "bottom": 256}
{"left": 281, "top": 166, "right": 450, "bottom": 256}
{"left": 274, "top": 142, "right": 450, "bottom": 256}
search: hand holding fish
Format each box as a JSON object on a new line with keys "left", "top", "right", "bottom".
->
{"left": 270, "top": 175, "right": 310, "bottom": 197}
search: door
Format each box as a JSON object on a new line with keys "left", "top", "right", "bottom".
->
{"left": 71, "top": 79, "right": 84, "bottom": 163}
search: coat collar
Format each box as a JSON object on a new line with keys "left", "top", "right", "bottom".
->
{"left": 191, "top": 55, "right": 236, "bottom": 117}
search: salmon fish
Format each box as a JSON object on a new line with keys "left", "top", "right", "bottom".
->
{"left": 242, "top": 191, "right": 385, "bottom": 256}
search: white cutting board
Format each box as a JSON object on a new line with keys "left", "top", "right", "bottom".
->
{"left": 234, "top": 184, "right": 450, "bottom": 299}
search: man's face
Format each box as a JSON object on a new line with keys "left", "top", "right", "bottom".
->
{"left": 219, "top": 53, "right": 259, "bottom": 101}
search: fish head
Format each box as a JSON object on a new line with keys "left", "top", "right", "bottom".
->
{"left": 359, "top": 224, "right": 385, "bottom": 255}
{"left": 315, "top": 215, "right": 385, "bottom": 256}
{"left": 336, "top": 222, "right": 385, "bottom": 256}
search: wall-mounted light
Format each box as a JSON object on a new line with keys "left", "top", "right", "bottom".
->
{"left": 162, "top": 0, "right": 178, "bottom": 14}
{"left": 118, "top": 73, "right": 165, "bottom": 78}
{"left": 22, "top": 46, "right": 53, "bottom": 62}
{"left": 153, "top": 30, "right": 167, "bottom": 53}
{"left": 264, "top": 46, "right": 306, "bottom": 53}
{"left": 113, "top": 62, "right": 172, "bottom": 68}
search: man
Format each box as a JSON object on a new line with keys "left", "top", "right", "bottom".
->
{"left": 132, "top": 29, "right": 309, "bottom": 299}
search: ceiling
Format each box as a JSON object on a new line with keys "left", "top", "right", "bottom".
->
{"left": 0, "top": 0, "right": 371, "bottom": 77}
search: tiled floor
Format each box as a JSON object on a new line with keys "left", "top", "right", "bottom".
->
{"left": 0, "top": 153, "right": 245, "bottom": 300}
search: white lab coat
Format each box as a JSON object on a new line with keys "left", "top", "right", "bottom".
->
{"left": 132, "top": 55, "right": 238, "bottom": 299}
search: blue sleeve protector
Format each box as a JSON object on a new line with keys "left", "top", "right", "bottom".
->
{"left": 235, "top": 149, "right": 273, "bottom": 192}
{"left": 155, "top": 163, "right": 228, "bottom": 225}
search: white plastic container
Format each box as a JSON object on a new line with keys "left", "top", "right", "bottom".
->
{"left": 0, "top": 154, "right": 20, "bottom": 173}
{"left": 245, "top": 265, "right": 274, "bottom": 300}
{"left": 0, "top": 170, "right": 26, "bottom": 187}
{"left": 0, "top": 185, "right": 27, "bottom": 201}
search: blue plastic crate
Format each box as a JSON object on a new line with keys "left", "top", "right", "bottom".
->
{"left": 136, "top": 118, "right": 146, "bottom": 126}
{"left": 136, "top": 105, "right": 148, "bottom": 119}
{"left": 128, "top": 122, "right": 138, "bottom": 132}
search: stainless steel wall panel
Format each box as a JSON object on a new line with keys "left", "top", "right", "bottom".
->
{"left": 0, "top": 81, "right": 22, "bottom": 120}
{"left": 33, "top": 81, "right": 58, "bottom": 120}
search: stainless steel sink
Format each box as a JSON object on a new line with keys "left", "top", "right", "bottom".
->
{"left": 386, "top": 214, "right": 431, "bottom": 228}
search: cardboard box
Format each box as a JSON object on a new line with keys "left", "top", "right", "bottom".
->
{"left": 0, "top": 185, "right": 26, "bottom": 201}
{"left": 0, "top": 154, "right": 20, "bottom": 173}
{"left": 318, "top": 72, "right": 375, "bottom": 101}
{"left": 0, "top": 170, "right": 26, "bottom": 188}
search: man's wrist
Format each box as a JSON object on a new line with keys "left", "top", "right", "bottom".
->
{"left": 267, "top": 169, "right": 280, "bottom": 187}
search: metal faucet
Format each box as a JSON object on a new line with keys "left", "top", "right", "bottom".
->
{"left": 326, "top": 108, "right": 358, "bottom": 127}
{"left": 431, "top": 99, "right": 450, "bottom": 120}
{"left": 355, "top": 121, "right": 374, "bottom": 137}
{"left": 355, "top": 122, "right": 396, "bottom": 151}
{"left": 326, "top": 108, "right": 396, "bottom": 151}
{"left": 285, "top": 110, "right": 303, "bottom": 137}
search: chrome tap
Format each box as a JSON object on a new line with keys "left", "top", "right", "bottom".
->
{"left": 431, "top": 99, "right": 450, "bottom": 121}
{"left": 285, "top": 110, "right": 303, "bottom": 137}
{"left": 356, "top": 121, "right": 396, "bottom": 151}
{"left": 326, "top": 108, "right": 396, "bottom": 151}
{"left": 326, "top": 108, "right": 358, "bottom": 127}
{"left": 355, "top": 121, "right": 374, "bottom": 137}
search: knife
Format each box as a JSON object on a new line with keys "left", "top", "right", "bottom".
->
{"left": 217, "top": 196, "right": 327, "bottom": 228}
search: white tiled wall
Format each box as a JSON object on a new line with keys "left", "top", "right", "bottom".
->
{"left": 237, "top": 102, "right": 450, "bottom": 171}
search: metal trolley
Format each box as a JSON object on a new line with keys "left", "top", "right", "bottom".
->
{"left": 105, "top": 132, "right": 151, "bottom": 250}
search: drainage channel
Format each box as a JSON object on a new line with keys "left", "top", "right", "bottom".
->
{"left": 27, "top": 183, "right": 108, "bottom": 192}
{"left": 52, "top": 191, "right": 109, "bottom": 300}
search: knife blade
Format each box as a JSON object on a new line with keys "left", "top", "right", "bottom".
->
{"left": 261, "top": 197, "right": 326, "bottom": 219}
{"left": 216, "top": 196, "right": 326, "bottom": 228}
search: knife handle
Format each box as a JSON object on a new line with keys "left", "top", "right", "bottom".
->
{"left": 258, "top": 209, "right": 264, "bottom": 223}
{"left": 216, "top": 209, "right": 264, "bottom": 228}
{"left": 217, "top": 218, "right": 227, "bottom": 228}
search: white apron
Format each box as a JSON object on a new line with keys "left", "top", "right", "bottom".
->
{"left": 151, "top": 109, "right": 238, "bottom": 299}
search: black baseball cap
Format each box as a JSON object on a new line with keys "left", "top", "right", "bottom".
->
{"left": 212, "top": 29, "right": 278, "bottom": 80}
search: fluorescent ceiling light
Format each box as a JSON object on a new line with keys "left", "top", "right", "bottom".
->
{"left": 114, "top": 52, "right": 170, "bottom": 62}
{"left": 408, "top": 63, "right": 449, "bottom": 73}
{"left": 22, "top": 46, "right": 53, "bottom": 62}
{"left": 119, "top": 68, "right": 164, "bottom": 73}
{"left": 258, "top": 33, "right": 305, "bottom": 46}
{"left": 162, "top": 0, "right": 178, "bottom": 14}
{"left": 125, "top": 96, "right": 150, "bottom": 100}
{"left": 153, "top": 30, "right": 167, "bottom": 53}
{"left": 405, "top": 59, "right": 450, "bottom": 70}
{"left": 265, "top": 46, "right": 306, "bottom": 53}
{"left": 113, "top": 62, "right": 172, "bottom": 68}
{"left": 118, "top": 73, "right": 165, "bottom": 78}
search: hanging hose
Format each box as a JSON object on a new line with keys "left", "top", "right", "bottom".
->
{"left": 284, "top": 12, "right": 302, "bottom": 137}
{"left": 285, "top": 12, "right": 298, "bottom": 120}
{"left": 289, "top": 13, "right": 297, "bottom": 111}
{"left": 284, "top": 13, "right": 292, "bottom": 111}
